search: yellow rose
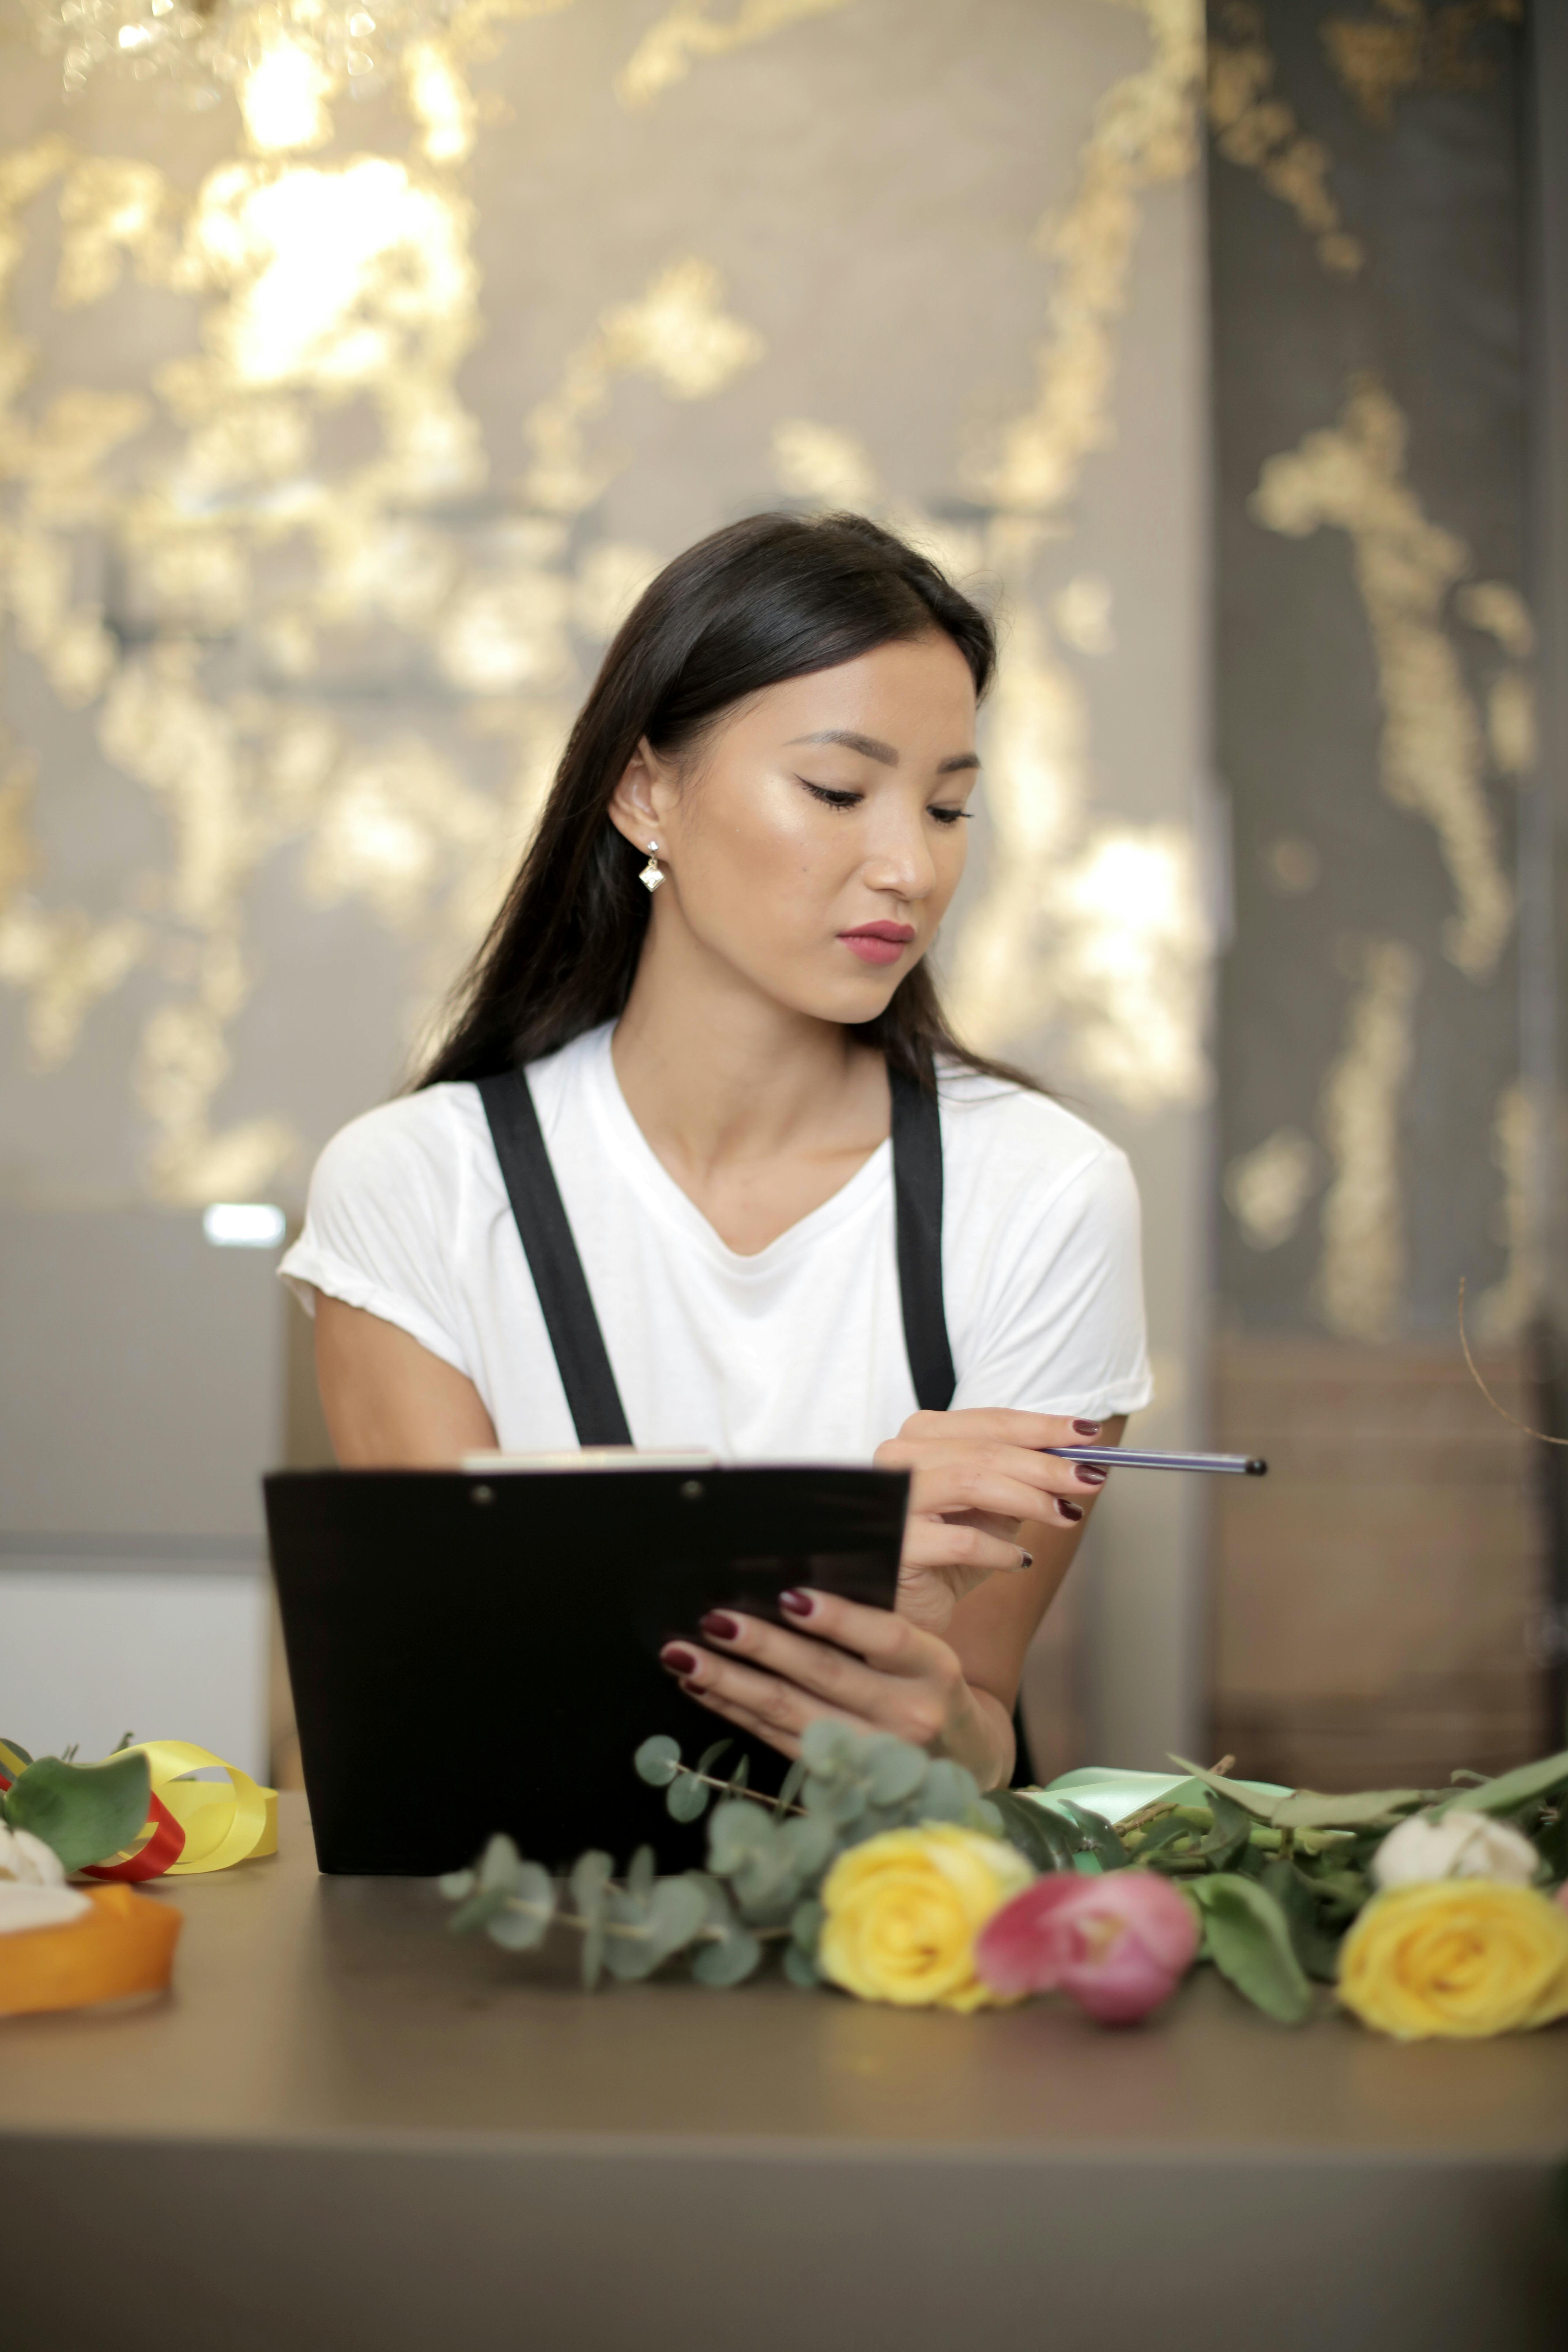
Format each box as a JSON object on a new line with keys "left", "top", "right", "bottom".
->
{"left": 818, "top": 1825, "right": 1034, "bottom": 2013}
{"left": 1338, "top": 1880, "right": 1568, "bottom": 2041}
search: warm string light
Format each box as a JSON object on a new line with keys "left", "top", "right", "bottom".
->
{"left": 22, "top": 0, "right": 459, "bottom": 142}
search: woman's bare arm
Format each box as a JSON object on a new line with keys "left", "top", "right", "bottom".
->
{"left": 944, "top": 1413, "right": 1126, "bottom": 1725}
{"left": 313, "top": 1292, "right": 497, "bottom": 1466}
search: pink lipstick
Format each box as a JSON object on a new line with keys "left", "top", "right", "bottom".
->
{"left": 838, "top": 922, "right": 916, "bottom": 967}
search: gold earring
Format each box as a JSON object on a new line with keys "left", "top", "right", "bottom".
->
{"left": 639, "top": 839, "right": 664, "bottom": 894}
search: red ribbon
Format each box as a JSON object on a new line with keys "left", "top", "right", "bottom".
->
{"left": 81, "top": 1789, "right": 187, "bottom": 1882}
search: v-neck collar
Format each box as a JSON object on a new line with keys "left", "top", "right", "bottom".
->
{"left": 581, "top": 1024, "right": 891, "bottom": 1273}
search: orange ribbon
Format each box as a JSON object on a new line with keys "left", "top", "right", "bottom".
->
{"left": 0, "top": 1885, "right": 182, "bottom": 2018}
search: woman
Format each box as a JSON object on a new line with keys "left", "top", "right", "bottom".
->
{"left": 281, "top": 512, "right": 1152, "bottom": 1792}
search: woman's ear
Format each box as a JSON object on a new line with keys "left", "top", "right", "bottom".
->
{"left": 606, "top": 738, "right": 666, "bottom": 850}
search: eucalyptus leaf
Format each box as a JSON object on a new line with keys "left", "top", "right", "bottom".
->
{"left": 696, "top": 1740, "right": 734, "bottom": 1781}
{"left": 628, "top": 1844, "right": 656, "bottom": 1900}
{"left": 570, "top": 1849, "right": 613, "bottom": 1917}
{"left": 708, "top": 1798, "right": 770, "bottom": 1875}
{"left": 1437, "top": 1747, "right": 1568, "bottom": 1818}
{"left": 790, "top": 1897, "right": 824, "bottom": 1954}
{"left": 920, "top": 1759, "right": 982, "bottom": 1824}
{"left": 666, "top": 1773, "right": 711, "bottom": 1824}
{"left": 1190, "top": 1874, "right": 1313, "bottom": 2025}
{"left": 783, "top": 1944, "right": 821, "bottom": 1989}
{"left": 732, "top": 1849, "right": 798, "bottom": 1920}
{"left": 777, "top": 1813, "right": 837, "bottom": 1879}
{"left": 437, "top": 1868, "right": 476, "bottom": 1901}
{"left": 801, "top": 1719, "right": 856, "bottom": 1775}
{"left": 477, "top": 1833, "right": 525, "bottom": 1894}
{"left": 449, "top": 1886, "right": 513, "bottom": 1935}
{"left": 692, "top": 1926, "right": 763, "bottom": 1988}
{"left": 773, "top": 1758, "right": 809, "bottom": 1817}
{"left": 5, "top": 1749, "right": 150, "bottom": 1872}
{"left": 815, "top": 1777, "right": 870, "bottom": 1830}
{"left": 684, "top": 1869, "right": 732, "bottom": 1928}
{"left": 726, "top": 1756, "right": 752, "bottom": 1799}
{"left": 488, "top": 1869, "right": 556, "bottom": 1953}
{"left": 634, "top": 1736, "right": 682, "bottom": 1788}
{"left": 646, "top": 1875, "right": 708, "bottom": 1960}
{"left": 865, "top": 1736, "right": 928, "bottom": 1807}
{"left": 602, "top": 1893, "right": 662, "bottom": 1981}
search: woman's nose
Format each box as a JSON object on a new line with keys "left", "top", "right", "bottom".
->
{"left": 862, "top": 816, "right": 938, "bottom": 902}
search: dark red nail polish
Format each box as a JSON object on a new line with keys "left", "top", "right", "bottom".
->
{"left": 779, "top": 1589, "right": 814, "bottom": 1618}
{"left": 679, "top": 1679, "right": 701, "bottom": 1698}
{"left": 1073, "top": 1420, "right": 1102, "bottom": 1437}
{"left": 1057, "top": 1499, "right": 1084, "bottom": 1522}
{"left": 1020, "top": 1551, "right": 1034, "bottom": 1569}
{"left": 1075, "top": 1464, "right": 1108, "bottom": 1487}
{"left": 700, "top": 1611, "right": 740, "bottom": 1641}
{"left": 661, "top": 1644, "right": 699, "bottom": 1675}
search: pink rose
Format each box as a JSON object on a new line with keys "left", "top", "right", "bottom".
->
{"left": 975, "top": 1870, "right": 1200, "bottom": 2025}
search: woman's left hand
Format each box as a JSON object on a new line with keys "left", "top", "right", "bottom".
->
{"left": 660, "top": 1587, "right": 995, "bottom": 1776}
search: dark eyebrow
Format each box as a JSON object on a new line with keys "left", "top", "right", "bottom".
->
{"left": 785, "top": 730, "right": 982, "bottom": 777}
{"left": 786, "top": 729, "right": 899, "bottom": 765}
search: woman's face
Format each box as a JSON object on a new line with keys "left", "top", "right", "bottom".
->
{"left": 611, "top": 632, "right": 981, "bottom": 1026}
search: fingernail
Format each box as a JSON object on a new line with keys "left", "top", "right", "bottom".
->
{"left": 1075, "top": 1464, "right": 1108, "bottom": 1487}
{"left": 700, "top": 1611, "right": 740, "bottom": 1641}
{"left": 679, "top": 1678, "right": 702, "bottom": 1698}
{"left": 661, "top": 1643, "right": 699, "bottom": 1675}
{"left": 1057, "top": 1499, "right": 1084, "bottom": 1523}
{"left": 1020, "top": 1551, "right": 1034, "bottom": 1569}
{"left": 1073, "top": 1420, "right": 1101, "bottom": 1437}
{"left": 779, "top": 1589, "right": 814, "bottom": 1618}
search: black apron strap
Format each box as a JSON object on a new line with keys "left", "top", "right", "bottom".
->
{"left": 477, "top": 1068, "right": 632, "bottom": 1447}
{"left": 888, "top": 1068, "right": 956, "bottom": 1412}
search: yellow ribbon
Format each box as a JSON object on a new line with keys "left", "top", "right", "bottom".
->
{"left": 127, "top": 1740, "right": 277, "bottom": 1874}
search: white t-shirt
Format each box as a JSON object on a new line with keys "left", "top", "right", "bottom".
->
{"left": 280, "top": 1023, "right": 1153, "bottom": 1460}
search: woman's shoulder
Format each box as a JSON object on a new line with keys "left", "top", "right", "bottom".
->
{"left": 937, "top": 1062, "right": 1127, "bottom": 1190}
{"left": 304, "top": 1081, "right": 491, "bottom": 1204}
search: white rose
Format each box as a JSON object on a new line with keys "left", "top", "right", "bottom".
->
{"left": 1371, "top": 1811, "right": 1540, "bottom": 1890}
{"left": 0, "top": 1822, "right": 69, "bottom": 1888}
{"left": 0, "top": 1820, "right": 91, "bottom": 1934}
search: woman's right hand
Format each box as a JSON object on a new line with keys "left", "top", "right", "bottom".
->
{"left": 873, "top": 1407, "right": 1112, "bottom": 1635}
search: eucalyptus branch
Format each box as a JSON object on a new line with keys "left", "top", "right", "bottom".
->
{"left": 667, "top": 1764, "right": 807, "bottom": 1818}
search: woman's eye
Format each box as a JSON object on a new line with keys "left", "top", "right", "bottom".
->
{"left": 801, "top": 781, "right": 863, "bottom": 810}
{"left": 929, "top": 806, "right": 972, "bottom": 827}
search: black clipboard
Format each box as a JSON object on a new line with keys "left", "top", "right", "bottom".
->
{"left": 266, "top": 1461, "right": 908, "bottom": 1874}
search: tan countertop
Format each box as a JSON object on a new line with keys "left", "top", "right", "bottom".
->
{"left": 4, "top": 1793, "right": 1567, "bottom": 2159}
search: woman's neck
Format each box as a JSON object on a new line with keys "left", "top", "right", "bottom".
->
{"left": 610, "top": 916, "right": 889, "bottom": 1251}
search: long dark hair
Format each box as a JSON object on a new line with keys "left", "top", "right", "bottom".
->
{"left": 416, "top": 510, "right": 1034, "bottom": 1095}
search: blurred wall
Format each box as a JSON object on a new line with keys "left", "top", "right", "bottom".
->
{"left": 0, "top": 2, "right": 1214, "bottom": 1777}
{"left": 1207, "top": 0, "right": 1551, "bottom": 1784}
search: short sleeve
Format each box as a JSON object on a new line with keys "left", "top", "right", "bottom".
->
{"left": 278, "top": 1095, "right": 471, "bottom": 1377}
{"left": 948, "top": 1141, "right": 1154, "bottom": 1423}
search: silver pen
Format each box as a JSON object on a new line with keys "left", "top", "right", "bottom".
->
{"left": 1045, "top": 1446, "right": 1267, "bottom": 1476}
